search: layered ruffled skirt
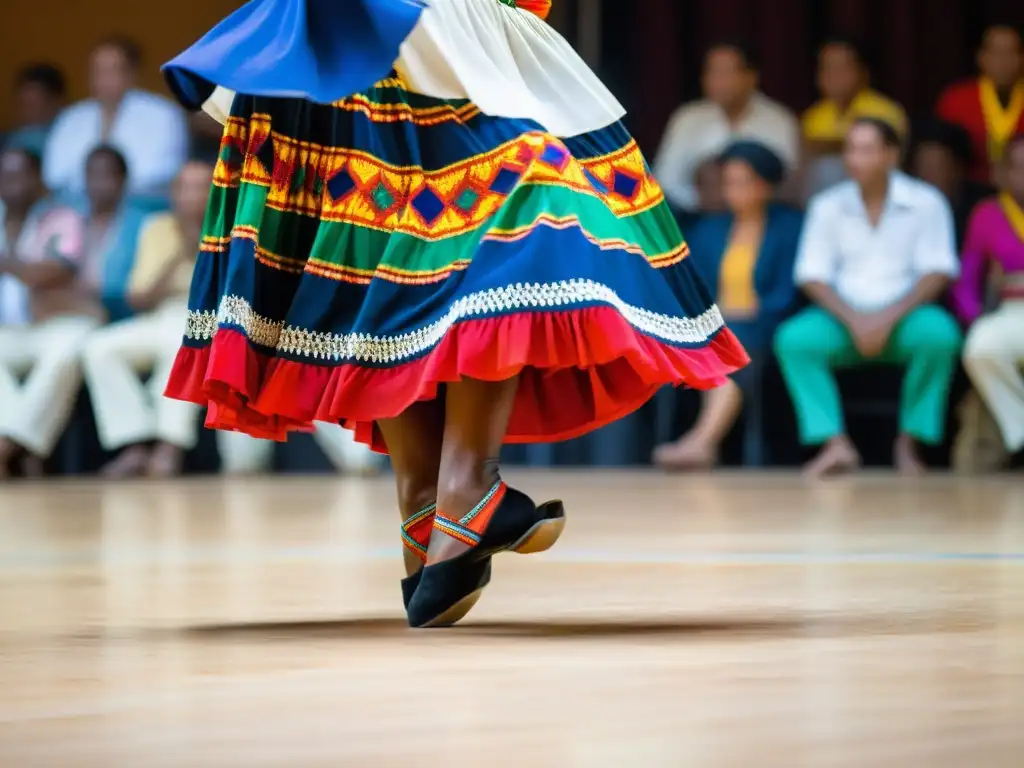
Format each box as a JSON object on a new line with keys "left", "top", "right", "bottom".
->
{"left": 162, "top": 0, "right": 749, "bottom": 452}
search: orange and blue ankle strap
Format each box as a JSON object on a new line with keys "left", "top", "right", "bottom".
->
{"left": 433, "top": 480, "right": 508, "bottom": 547}
{"left": 401, "top": 502, "right": 436, "bottom": 562}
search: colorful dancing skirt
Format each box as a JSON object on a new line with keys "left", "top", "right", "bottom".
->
{"left": 162, "top": 0, "right": 749, "bottom": 452}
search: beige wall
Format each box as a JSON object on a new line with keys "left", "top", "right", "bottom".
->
{"left": 0, "top": 0, "right": 239, "bottom": 126}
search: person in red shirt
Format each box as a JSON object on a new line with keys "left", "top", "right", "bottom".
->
{"left": 937, "top": 25, "right": 1024, "bottom": 184}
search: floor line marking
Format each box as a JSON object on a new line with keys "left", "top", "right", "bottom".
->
{"left": 2, "top": 547, "right": 1024, "bottom": 570}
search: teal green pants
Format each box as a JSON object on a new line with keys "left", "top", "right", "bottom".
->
{"left": 772, "top": 305, "right": 962, "bottom": 446}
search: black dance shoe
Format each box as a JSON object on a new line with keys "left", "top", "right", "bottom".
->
{"left": 406, "top": 484, "right": 566, "bottom": 628}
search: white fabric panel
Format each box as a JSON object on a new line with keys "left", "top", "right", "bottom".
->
{"left": 396, "top": 0, "right": 625, "bottom": 136}
{"left": 202, "top": 86, "right": 237, "bottom": 126}
{"left": 199, "top": 0, "right": 627, "bottom": 137}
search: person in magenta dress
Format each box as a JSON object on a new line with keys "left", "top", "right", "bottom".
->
{"left": 954, "top": 134, "right": 1024, "bottom": 457}
{"left": 161, "top": 0, "right": 748, "bottom": 627}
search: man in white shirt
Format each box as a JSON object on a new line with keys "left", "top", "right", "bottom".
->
{"left": 653, "top": 40, "right": 799, "bottom": 212}
{"left": 42, "top": 37, "right": 188, "bottom": 205}
{"left": 773, "top": 118, "right": 962, "bottom": 477}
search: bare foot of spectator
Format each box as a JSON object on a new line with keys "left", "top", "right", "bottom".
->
{"left": 894, "top": 434, "right": 927, "bottom": 476}
{"left": 101, "top": 446, "right": 151, "bottom": 479}
{"left": 20, "top": 454, "right": 44, "bottom": 479}
{"left": 147, "top": 443, "right": 185, "bottom": 478}
{"left": 652, "top": 436, "right": 717, "bottom": 471}
{"left": 0, "top": 438, "right": 19, "bottom": 480}
{"left": 804, "top": 436, "right": 861, "bottom": 479}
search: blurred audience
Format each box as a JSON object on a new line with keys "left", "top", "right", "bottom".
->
{"left": 955, "top": 134, "right": 1024, "bottom": 458}
{"left": 4, "top": 64, "right": 66, "bottom": 156}
{"left": 0, "top": 148, "right": 99, "bottom": 479}
{"left": 654, "top": 40, "right": 799, "bottom": 213}
{"left": 81, "top": 160, "right": 211, "bottom": 478}
{"left": 675, "top": 157, "right": 727, "bottom": 231}
{"left": 216, "top": 428, "right": 384, "bottom": 476}
{"left": 909, "top": 118, "right": 994, "bottom": 245}
{"left": 42, "top": 37, "right": 188, "bottom": 206}
{"left": 655, "top": 141, "right": 800, "bottom": 469}
{"left": 801, "top": 37, "right": 906, "bottom": 200}
{"left": 81, "top": 146, "right": 149, "bottom": 322}
{"left": 6, "top": 19, "right": 1024, "bottom": 477}
{"left": 774, "top": 118, "right": 962, "bottom": 477}
{"left": 937, "top": 24, "right": 1024, "bottom": 185}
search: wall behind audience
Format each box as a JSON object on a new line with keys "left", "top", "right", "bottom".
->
{"left": 0, "top": 0, "right": 238, "bottom": 126}
{"left": 619, "top": 0, "right": 1024, "bottom": 151}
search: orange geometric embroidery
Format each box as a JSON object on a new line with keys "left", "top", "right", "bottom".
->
{"left": 212, "top": 115, "right": 664, "bottom": 243}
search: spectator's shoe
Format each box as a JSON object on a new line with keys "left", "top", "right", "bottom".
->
{"left": 407, "top": 481, "right": 565, "bottom": 628}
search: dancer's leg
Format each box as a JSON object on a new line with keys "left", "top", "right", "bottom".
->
{"left": 428, "top": 376, "right": 519, "bottom": 565}
{"left": 409, "top": 375, "right": 566, "bottom": 627}
{"left": 376, "top": 398, "right": 446, "bottom": 577}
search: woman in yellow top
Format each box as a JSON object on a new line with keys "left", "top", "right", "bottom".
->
{"left": 654, "top": 141, "right": 802, "bottom": 470}
{"left": 801, "top": 37, "right": 907, "bottom": 199}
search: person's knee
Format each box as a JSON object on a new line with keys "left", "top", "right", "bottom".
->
{"left": 82, "top": 329, "right": 118, "bottom": 369}
{"left": 912, "top": 308, "right": 962, "bottom": 359}
{"left": 773, "top": 313, "right": 825, "bottom": 359}
{"left": 963, "top": 318, "right": 1007, "bottom": 364}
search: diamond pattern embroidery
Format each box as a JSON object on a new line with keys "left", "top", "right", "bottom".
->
{"left": 454, "top": 187, "right": 481, "bottom": 214}
{"left": 489, "top": 165, "right": 522, "bottom": 195}
{"left": 371, "top": 180, "right": 396, "bottom": 211}
{"left": 539, "top": 142, "right": 570, "bottom": 172}
{"left": 254, "top": 133, "right": 275, "bottom": 176}
{"left": 327, "top": 167, "right": 356, "bottom": 201}
{"left": 411, "top": 186, "right": 446, "bottom": 226}
{"left": 611, "top": 168, "right": 641, "bottom": 201}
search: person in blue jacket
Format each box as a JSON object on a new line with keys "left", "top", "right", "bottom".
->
{"left": 655, "top": 140, "right": 802, "bottom": 470}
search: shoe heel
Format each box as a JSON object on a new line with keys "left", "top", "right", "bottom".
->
{"left": 511, "top": 500, "right": 566, "bottom": 554}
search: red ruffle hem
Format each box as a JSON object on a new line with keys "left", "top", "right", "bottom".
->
{"left": 165, "top": 306, "right": 749, "bottom": 453}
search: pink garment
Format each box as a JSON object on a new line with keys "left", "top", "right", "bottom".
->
{"left": 0, "top": 200, "right": 84, "bottom": 325}
{"left": 951, "top": 197, "right": 1024, "bottom": 323}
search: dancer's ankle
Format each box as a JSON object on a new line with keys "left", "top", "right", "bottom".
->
{"left": 438, "top": 456, "right": 501, "bottom": 518}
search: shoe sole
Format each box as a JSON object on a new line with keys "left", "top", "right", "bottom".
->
{"left": 421, "top": 588, "right": 485, "bottom": 628}
{"left": 511, "top": 516, "right": 566, "bottom": 554}
{"left": 509, "top": 500, "right": 566, "bottom": 555}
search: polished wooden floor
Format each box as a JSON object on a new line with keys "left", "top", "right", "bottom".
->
{"left": 0, "top": 471, "right": 1023, "bottom": 766}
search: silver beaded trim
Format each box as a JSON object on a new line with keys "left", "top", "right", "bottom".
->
{"left": 184, "top": 280, "right": 724, "bottom": 364}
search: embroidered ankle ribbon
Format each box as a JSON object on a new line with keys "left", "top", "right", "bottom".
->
{"left": 402, "top": 502, "right": 437, "bottom": 562}
{"left": 433, "top": 480, "right": 508, "bottom": 546}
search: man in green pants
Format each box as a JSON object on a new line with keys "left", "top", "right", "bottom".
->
{"left": 774, "top": 117, "right": 962, "bottom": 477}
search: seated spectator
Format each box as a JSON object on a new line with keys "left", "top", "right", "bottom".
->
{"left": 653, "top": 40, "right": 799, "bottom": 212}
{"left": 954, "top": 134, "right": 1024, "bottom": 458}
{"left": 80, "top": 158, "right": 383, "bottom": 478}
{"left": 773, "top": 118, "right": 962, "bottom": 477}
{"left": 937, "top": 24, "right": 1024, "bottom": 185}
{"left": 81, "top": 160, "right": 211, "bottom": 478}
{"left": 42, "top": 37, "right": 188, "bottom": 207}
{"left": 654, "top": 141, "right": 801, "bottom": 469}
{"left": 4, "top": 64, "right": 66, "bottom": 157}
{"left": 909, "top": 118, "right": 994, "bottom": 246}
{"left": 81, "top": 146, "right": 149, "bottom": 322}
{"left": 801, "top": 37, "right": 907, "bottom": 200}
{"left": 675, "top": 157, "right": 727, "bottom": 232}
{"left": 0, "top": 148, "right": 99, "bottom": 479}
